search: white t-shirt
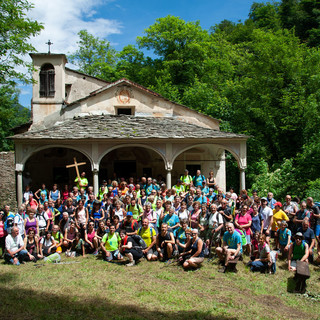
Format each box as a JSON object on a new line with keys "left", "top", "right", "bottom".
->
{"left": 260, "top": 206, "right": 273, "bottom": 230}
{"left": 5, "top": 234, "right": 24, "bottom": 252}
{"left": 208, "top": 212, "right": 224, "bottom": 228}
{"left": 14, "top": 214, "right": 24, "bottom": 236}
{"left": 40, "top": 236, "right": 55, "bottom": 247}
{"left": 178, "top": 209, "right": 189, "bottom": 221}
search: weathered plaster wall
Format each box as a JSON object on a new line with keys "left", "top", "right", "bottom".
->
{"left": 0, "top": 151, "right": 17, "bottom": 210}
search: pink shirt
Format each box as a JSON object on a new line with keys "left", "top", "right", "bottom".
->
{"left": 0, "top": 220, "right": 6, "bottom": 238}
{"left": 236, "top": 213, "right": 252, "bottom": 235}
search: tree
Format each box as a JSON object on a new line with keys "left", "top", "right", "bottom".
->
{"left": 69, "top": 30, "right": 118, "bottom": 82}
{"left": 0, "top": 85, "right": 30, "bottom": 150}
{"left": 0, "top": 0, "right": 43, "bottom": 84}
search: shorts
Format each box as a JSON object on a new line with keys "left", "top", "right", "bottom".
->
{"left": 145, "top": 247, "right": 156, "bottom": 257}
{"left": 315, "top": 224, "right": 320, "bottom": 237}
{"left": 245, "top": 234, "right": 251, "bottom": 245}
{"left": 262, "top": 229, "right": 271, "bottom": 236}
{"left": 104, "top": 249, "right": 121, "bottom": 261}
{"left": 188, "top": 257, "right": 204, "bottom": 265}
{"left": 270, "top": 230, "right": 278, "bottom": 238}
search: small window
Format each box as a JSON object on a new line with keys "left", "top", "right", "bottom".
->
{"left": 116, "top": 108, "right": 133, "bottom": 115}
{"left": 40, "top": 63, "right": 55, "bottom": 97}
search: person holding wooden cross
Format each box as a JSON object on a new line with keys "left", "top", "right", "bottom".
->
{"left": 66, "top": 158, "right": 88, "bottom": 190}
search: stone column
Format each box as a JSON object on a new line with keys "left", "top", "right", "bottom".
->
{"left": 93, "top": 169, "right": 99, "bottom": 196}
{"left": 17, "top": 170, "right": 23, "bottom": 207}
{"left": 240, "top": 168, "right": 246, "bottom": 191}
{"left": 166, "top": 170, "right": 172, "bottom": 189}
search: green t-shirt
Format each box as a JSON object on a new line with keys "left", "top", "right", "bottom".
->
{"left": 126, "top": 204, "right": 143, "bottom": 220}
{"left": 75, "top": 177, "right": 88, "bottom": 189}
{"left": 102, "top": 232, "right": 120, "bottom": 252}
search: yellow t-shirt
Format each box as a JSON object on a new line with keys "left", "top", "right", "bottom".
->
{"left": 138, "top": 227, "right": 156, "bottom": 247}
{"left": 272, "top": 209, "right": 289, "bottom": 231}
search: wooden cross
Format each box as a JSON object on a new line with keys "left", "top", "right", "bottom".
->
{"left": 66, "top": 157, "right": 86, "bottom": 181}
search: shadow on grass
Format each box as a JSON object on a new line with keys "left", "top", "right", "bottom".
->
{"left": 0, "top": 271, "right": 237, "bottom": 320}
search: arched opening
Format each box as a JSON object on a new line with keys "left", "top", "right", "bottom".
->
{"left": 23, "top": 147, "right": 92, "bottom": 191}
{"left": 99, "top": 146, "right": 166, "bottom": 182}
{"left": 172, "top": 144, "right": 243, "bottom": 192}
{"left": 40, "top": 63, "right": 55, "bottom": 97}
{"left": 225, "top": 151, "right": 240, "bottom": 193}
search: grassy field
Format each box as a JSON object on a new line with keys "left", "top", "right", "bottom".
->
{"left": 1, "top": 254, "right": 320, "bottom": 320}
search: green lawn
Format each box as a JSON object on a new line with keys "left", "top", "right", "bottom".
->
{"left": 0, "top": 255, "right": 319, "bottom": 320}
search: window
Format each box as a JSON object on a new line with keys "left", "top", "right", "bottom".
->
{"left": 40, "top": 63, "right": 55, "bottom": 97}
{"left": 116, "top": 108, "right": 133, "bottom": 115}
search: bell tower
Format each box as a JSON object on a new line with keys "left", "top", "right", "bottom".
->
{"left": 30, "top": 53, "right": 67, "bottom": 127}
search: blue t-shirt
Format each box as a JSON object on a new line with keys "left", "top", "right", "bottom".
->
{"left": 193, "top": 175, "right": 205, "bottom": 187}
{"left": 251, "top": 214, "right": 262, "bottom": 234}
{"left": 223, "top": 231, "right": 243, "bottom": 253}
{"left": 163, "top": 214, "right": 180, "bottom": 235}
{"left": 194, "top": 195, "right": 208, "bottom": 205}
{"left": 279, "top": 228, "right": 291, "bottom": 246}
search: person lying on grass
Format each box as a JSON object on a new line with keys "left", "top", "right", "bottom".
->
{"left": 215, "top": 222, "right": 242, "bottom": 271}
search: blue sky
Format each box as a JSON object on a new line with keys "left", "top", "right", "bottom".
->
{"left": 19, "top": 0, "right": 264, "bottom": 107}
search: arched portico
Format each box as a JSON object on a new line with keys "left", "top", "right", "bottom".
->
{"left": 170, "top": 141, "right": 247, "bottom": 192}
{"left": 15, "top": 144, "right": 94, "bottom": 206}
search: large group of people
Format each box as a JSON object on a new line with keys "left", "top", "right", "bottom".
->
{"left": 1, "top": 169, "right": 319, "bottom": 276}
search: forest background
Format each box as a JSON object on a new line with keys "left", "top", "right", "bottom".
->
{"left": 2, "top": 0, "right": 320, "bottom": 200}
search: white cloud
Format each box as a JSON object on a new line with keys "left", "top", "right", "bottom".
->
{"left": 28, "top": 0, "right": 122, "bottom": 55}
{"left": 17, "top": 0, "right": 122, "bottom": 107}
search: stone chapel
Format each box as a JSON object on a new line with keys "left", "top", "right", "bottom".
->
{"left": 11, "top": 53, "right": 248, "bottom": 206}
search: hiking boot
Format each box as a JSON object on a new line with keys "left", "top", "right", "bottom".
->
{"left": 126, "top": 261, "right": 135, "bottom": 267}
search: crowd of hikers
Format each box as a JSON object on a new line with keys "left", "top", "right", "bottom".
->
{"left": 1, "top": 169, "right": 319, "bottom": 277}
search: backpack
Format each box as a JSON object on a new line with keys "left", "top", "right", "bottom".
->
{"left": 138, "top": 226, "right": 154, "bottom": 238}
{"left": 235, "top": 229, "right": 247, "bottom": 246}
{"left": 130, "top": 234, "right": 147, "bottom": 249}
{"left": 4, "top": 214, "right": 14, "bottom": 231}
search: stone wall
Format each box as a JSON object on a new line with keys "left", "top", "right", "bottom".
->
{"left": 0, "top": 151, "right": 17, "bottom": 210}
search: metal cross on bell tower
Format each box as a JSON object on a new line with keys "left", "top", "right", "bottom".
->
{"left": 46, "top": 40, "right": 53, "bottom": 54}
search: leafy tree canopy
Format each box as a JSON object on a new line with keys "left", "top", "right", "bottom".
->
{"left": 0, "top": 0, "right": 43, "bottom": 84}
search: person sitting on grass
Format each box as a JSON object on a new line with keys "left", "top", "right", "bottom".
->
{"left": 249, "top": 234, "right": 271, "bottom": 272}
{"left": 156, "top": 223, "right": 175, "bottom": 261}
{"left": 39, "top": 231, "right": 57, "bottom": 258}
{"left": 278, "top": 220, "right": 291, "bottom": 259}
{"left": 119, "top": 230, "right": 144, "bottom": 267}
{"left": 84, "top": 221, "right": 99, "bottom": 255}
{"left": 4, "top": 227, "right": 28, "bottom": 265}
{"left": 288, "top": 232, "right": 309, "bottom": 271}
{"left": 180, "top": 229, "right": 205, "bottom": 270}
{"left": 51, "top": 225, "right": 63, "bottom": 253}
{"left": 101, "top": 225, "right": 122, "bottom": 262}
{"left": 215, "top": 222, "right": 242, "bottom": 272}
{"left": 138, "top": 218, "right": 157, "bottom": 261}
{"left": 24, "top": 227, "right": 40, "bottom": 262}
{"left": 66, "top": 232, "right": 85, "bottom": 257}
{"left": 62, "top": 221, "right": 78, "bottom": 251}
